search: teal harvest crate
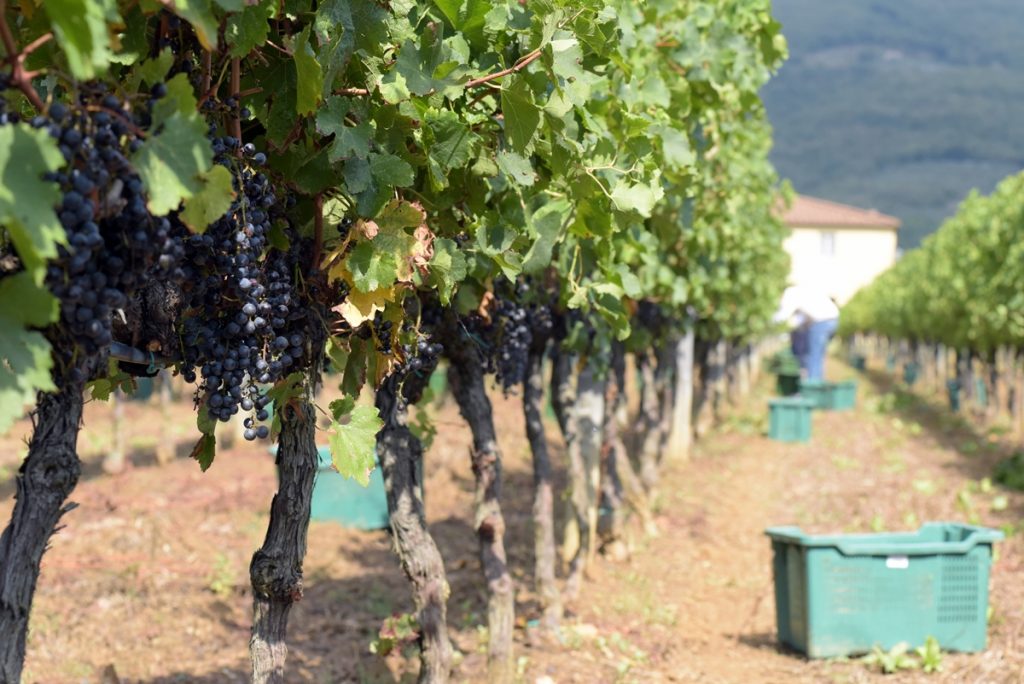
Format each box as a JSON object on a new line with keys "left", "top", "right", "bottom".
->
{"left": 765, "top": 523, "right": 1003, "bottom": 658}
{"left": 776, "top": 373, "right": 801, "bottom": 397}
{"left": 849, "top": 354, "right": 866, "bottom": 371}
{"left": 269, "top": 446, "right": 422, "bottom": 530}
{"left": 975, "top": 377, "right": 988, "bottom": 408}
{"left": 799, "top": 379, "right": 833, "bottom": 410}
{"left": 127, "top": 375, "right": 155, "bottom": 402}
{"left": 768, "top": 396, "right": 814, "bottom": 442}
{"left": 903, "top": 362, "right": 920, "bottom": 386}
{"left": 831, "top": 380, "right": 857, "bottom": 410}
{"left": 947, "top": 379, "right": 961, "bottom": 412}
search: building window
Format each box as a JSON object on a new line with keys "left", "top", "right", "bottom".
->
{"left": 820, "top": 231, "right": 836, "bottom": 257}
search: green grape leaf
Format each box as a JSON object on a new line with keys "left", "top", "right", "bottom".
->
{"left": 190, "top": 433, "right": 216, "bottom": 471}
{"left": 150, "top": 74, "right": 200, "bottom": 128}
{"left": 344, "top": 158, "right": 372, "bottom": 194}
{"left": 501, "top": 77, "right": 540, "bottom": 153}
{"left": 294, "top": 25, "right": 324, "bottom": 115}
{"left": 168, "top": 0, "right": 219, "bottom": 51}
{"left": 426, "top": 238, "right": 466, "bottom": 304}
{"left": 423, "top": 108, "right": 478, "bottom": 188}
{"left": 610, "top": 177, "right": 664, "bottom": 218}
{"left": 653, "top": 125, "right": 694, "bottom": 170}
{"left": 369, "top": 153, "right": 415, "bottom": 188}
{"left": 341, "top": 337, "right": 368, "bottom": 397}
{"left": 132, "top": 111, "right": 214, "bottom": 215}
{"left": 316, "top": 97, "right": 374, "bottom": 161}
{"left": 346, "top": 241, "right": 399, "bottom": 292}
{"left": 496, "top": 149, "right": 536, "bottom": 186}
{"left": 136, "top": 48, "right": 175, "bottom": 86}
{"left": 329, "top": 396, "right": 357, "bottom": 421}
{"left": 179, "top": 165, "right": 235, "bottom": 232}
{"left": 522, "top": 199, "right": 569, "bottom": 274}
{"left": 43, "top": 0, "right": 118, "bottom": 79}
{"left": 614, "top": 263, "right": 643, "bottom": 298}
{"left": 226, "top": 1, "right": 274, "bottom": 57}
{"left": 0, "top": 273, "right": 59, "bottom": 435}
{"left": 88, "top": 358, "right": 134, "bottom": 402}
{"left": 326, "top": 404, "right": 383, "bottom": 486}
{"left": 379, "top": 34, "right": 466, "bottom": 103}
{"left": 432, "top": 0, "right": 490, "bottom": 48}
{"left": 0, "top": 125, "right": 65, "bottom": 284}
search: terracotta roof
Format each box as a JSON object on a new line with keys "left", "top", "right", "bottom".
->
{"left": 781, "top": 194, "right": 900, "bottom": 230}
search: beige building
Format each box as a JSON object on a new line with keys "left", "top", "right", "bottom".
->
{"left": 780, "top": 194, "right": 900, "bottom": 305}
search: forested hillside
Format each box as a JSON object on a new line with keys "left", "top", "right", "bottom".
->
{"left": 763, "top": 0, "right": 1024, "bottom": 246}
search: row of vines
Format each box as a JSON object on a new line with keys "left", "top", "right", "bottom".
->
{"left": 841, "top": 172, "right": 1024, "bottom": 427}
{"left": 0, "top": 1, "right": 789, "bottom": 682}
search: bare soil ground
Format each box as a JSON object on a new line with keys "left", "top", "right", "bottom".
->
{"left": 2, "top": 358, "right": 1023, "bottom": 684}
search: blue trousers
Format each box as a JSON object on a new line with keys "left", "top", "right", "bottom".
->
{"left": 790, "top": 327, "right": 809, "bottom": 372}
{"left": 805, "top": 318, "right": 839, "bottom": 381}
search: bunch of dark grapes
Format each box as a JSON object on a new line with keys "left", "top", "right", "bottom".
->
{"left": 371, "top": 311, "right": 394, "bottom": 353}
{"left": 397, "top": 336, "right": 444, "bottom": 377}
{"left": 493, "top": 298, "right": 531, "bottom": 390}
{"left": 636, "top": 300, "right": 665, "bottom": 335}
{"left": 0, "top": 82, "right": 187, "bottom": 380}
{"left": 178, "top": 139, "right": 308, "bottom": 440}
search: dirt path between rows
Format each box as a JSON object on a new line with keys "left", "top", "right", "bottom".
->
{"left": 3, "top": 359, "right": 1023, "bottom": 683}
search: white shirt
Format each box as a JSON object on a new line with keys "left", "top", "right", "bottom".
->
{"left": 773, "top": 285, "right": 840, "bottom": 325}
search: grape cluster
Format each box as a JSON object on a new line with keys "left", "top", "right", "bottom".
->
{"left": 0, "top": 83, "right": 187, "bottom": 379}
{"left": 636, "top": 300, "right": 665, "bottom": 335}
{"left": 493, "top": 298, "right": 532, "bottom": 390}
{"left": 398, "top": 337, "right": 444, "bottom": 376}
{"left": 178, "top": 140, "right": 309, "bottom": 439}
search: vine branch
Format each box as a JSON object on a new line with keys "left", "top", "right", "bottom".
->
{"left": 0, "top": 0, "right": 45, "bottom": 111}
{"left": 310, "top": 193, "right": 324, "bottom": 273}
{"left": 465, "top": 48, "right": 542, "bottom": 88}
{"left": 230, "top": 58, "right": 242, "bottom": 142}
{"left": 331, "top": 45, "right": 545, "bottom": 100}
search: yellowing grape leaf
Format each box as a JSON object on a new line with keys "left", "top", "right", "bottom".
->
{"left": 334, "top": 286, "right": 396, "bottom": 327}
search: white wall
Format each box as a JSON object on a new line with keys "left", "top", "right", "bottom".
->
{"left": 783, "top": 226, "right": 898, "bottom": 305}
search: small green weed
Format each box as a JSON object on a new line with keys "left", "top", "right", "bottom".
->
{"left": 369, "top": 612, "right": 419, "bottom": 657}
{"left": 916, "top": 636, "right": 943, "bottom": 674}
{"left": 994, "top": 452, "right": 1024, "bottom": 491}
{"left": 861, "top": 642, "right": 917, "bottom": 674}
{"left": 207, "top": 553, "right": 235, "bottom": 599}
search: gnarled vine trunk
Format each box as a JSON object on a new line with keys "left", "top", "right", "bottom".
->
{"left": 522, "top": 339, "right": 561, "bottom": 633}
{"left": 665, "top": 329, "right": 695, "bottom": 461}
{"left": 564, "top": 360, "right": 604, "bottom": 600}
{"left": 635, "top": 350, "right": 661, "bottom": 491}
{"left": 249, "top": 396, "right": 318, "bottom": 684}
{"left": 549, "top": 346, "right": 574, "bottom": 439}
{"left": 0, "top": 383, "right": 84, "bottom": 683}
{"left": 608, "top": 347, "right": 656, "bottom": 538}
{"left": 377, "top": 373, "right": 453, "bottom": 683}
{"left": 446, "top": 336, "right": 515, "bottom": 684}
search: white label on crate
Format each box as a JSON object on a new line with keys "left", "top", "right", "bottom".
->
{"left": 886, "top": 555, "right": 910, "bottom": 569}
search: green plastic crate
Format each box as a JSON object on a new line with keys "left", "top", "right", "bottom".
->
{"left": 975, "top": 377, "right": 988, "bottom": 408}
{"left": 776, "top": 373, "right": 801, "bottom": 397}
{"left": 765, "top": 523, "right": 1003, "bottom": 658}
{"left": 903, "top": 362, "right": 920, "bottom": 386}
{"left": 832, "top": 380, "right": 857, "bottom": 410}
{"left": 768, "top": 396, "right": 814, "bottom": 442}
{"left": 947, "top": 380, "right": 961, "bottom": 412}
{"left": 269, "top": 446, "right": 422, "bottom": 530}
{"left": 799, "top": 379, "right": 833, "bottom": 410}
